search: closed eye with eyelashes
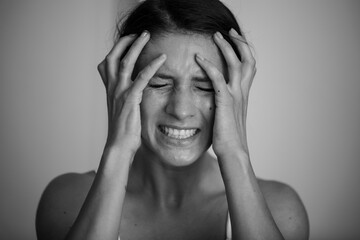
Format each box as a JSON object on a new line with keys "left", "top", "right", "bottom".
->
{"left": 147, "top": 76, "right": 214, "bottom": 92}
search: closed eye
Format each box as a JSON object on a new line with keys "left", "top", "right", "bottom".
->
{"left": 196, "top": 87, "right": 214, "bottom": 92}
{"left": 148, "top": 84, "right": 169, "bottom": 88}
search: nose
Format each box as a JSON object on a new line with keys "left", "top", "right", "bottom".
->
{"left": 165, "top": 89, "right": 196, "bottom": 120}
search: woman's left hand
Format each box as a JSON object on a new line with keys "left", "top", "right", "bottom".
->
{"left": 195, "top": 29, "right": 256, "bottom": 159}
{"left": 197, "top": 32, "right": 301, "bottom": 240}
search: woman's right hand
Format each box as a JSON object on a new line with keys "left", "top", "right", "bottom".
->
{"left": 97, "top": 31, "right": 166, "bottom": 154}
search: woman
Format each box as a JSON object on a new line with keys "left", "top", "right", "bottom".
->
{"left": 36, "top": 0, "right": 309, "bottom": 239}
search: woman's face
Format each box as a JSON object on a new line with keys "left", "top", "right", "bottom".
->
{"left": 136, "top": 33, "right": 225, "bottom": 167}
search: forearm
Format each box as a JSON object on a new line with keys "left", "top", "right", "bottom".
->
{"left": 65, "top": 146, "right": 133, "bottom": 240}
{"left": 219, "top": 149, "right": 284, "bottom": 240}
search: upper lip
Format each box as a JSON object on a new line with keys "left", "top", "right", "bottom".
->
{"left": 158, "top": 124, "right": 199, "bottom": 130}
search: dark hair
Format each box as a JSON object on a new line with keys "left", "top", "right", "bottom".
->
{"left": 115, "top": 0, "right": 246, "bottom": 60}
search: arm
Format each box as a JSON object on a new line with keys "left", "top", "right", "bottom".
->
{"left": 36, "top": 31, "right": 167, "bottom": 240}
{"left": 220, "top": 153, "right": 309, "bottom": 240}
{"left": 64, "top": 148, "right": 133, "bottom": 240}
{"left": 196, "top": 29, "right": 309, "bottom": 240}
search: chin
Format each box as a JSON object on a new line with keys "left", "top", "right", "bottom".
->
{"left": 159, "top": 150, "right": 203, "bottom": 167}
{"left": 140, "top": 139, "right": 210, "bottom": 168}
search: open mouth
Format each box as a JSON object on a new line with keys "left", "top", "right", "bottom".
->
{"left": 159, "top": 125, "right": 199, "bottom": 140}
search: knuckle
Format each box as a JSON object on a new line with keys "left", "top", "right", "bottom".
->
{"left": 97, "top": 63, "right": 108, "bottom": 85}
{"left": 136, "top": 70, "right": 148, "bottom": 80}
{"left": 105, "top": 54, "right": 113, "bottom": 62}
{"left": 248, "top": 57, "right": 256, "bottom": 67}
{"left": 132, "top": 38, "right": 143, "bottom": 48}
{"left": 207, "top": 66, "right": 217, "bottom": 75}
{"left": 119, "top": 58, "right": 130, "bottom": 69}
{"left": 213, "top": 69, "right": 223, "bottom": 79}
{"left": 97, "top": 61, "right": 105, "bottom": 73}
{"left": 148, "top": 60, "right": 158, "bottom": 69}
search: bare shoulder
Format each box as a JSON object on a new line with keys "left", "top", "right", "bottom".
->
{"left": 258, "top": 179, "right": 310, "bottom": 240}
{"left": 36, "top": 171, "right": 96, "bottom": 240}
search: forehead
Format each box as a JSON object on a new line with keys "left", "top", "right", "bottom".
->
{"left": 136, "top": 33, "right": 226, "bottom": 77}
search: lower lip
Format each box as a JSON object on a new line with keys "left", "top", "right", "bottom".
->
{"left": 158, "top": 127, "right": 199, "bottom": 146}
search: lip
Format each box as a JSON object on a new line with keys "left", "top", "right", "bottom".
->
{"left": 159, "top": 124, "right": 200, "bottom": 130}
{"left": 157, "top": 125, "right": 200, "bottom": 144}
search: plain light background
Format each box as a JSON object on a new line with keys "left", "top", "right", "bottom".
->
{"left": 0, "top": 0, "right": 359, "bottom": 239}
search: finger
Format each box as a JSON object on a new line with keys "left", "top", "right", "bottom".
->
{"left": 213, "top": 31, "right": 241, "bottom": 90}
{"left": 229, "top": 29, "right": 256, "bottom": 88}
{"left": 105, "top": 34, "right": 137, "bottom": 82}
{"left": 229, "top": 29, "right": 255, "bottom": 66}
{"left": 124, "top": 54, "right": 167, "bottom": 103}
{"left": 118, "top": 31, "right": 151, "bottom": 86}
{"left": 195, "top": 54, "right": 233, "bottom": 105}
{"left": 97, "top": 60, "right": 107, "bottom": 86}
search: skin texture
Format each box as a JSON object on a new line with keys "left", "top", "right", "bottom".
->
{"left": 36, "top": 31, "right": 309, "bottom": 240}
{"left": 138, "top": 34, "right": 223, "bottom": 167}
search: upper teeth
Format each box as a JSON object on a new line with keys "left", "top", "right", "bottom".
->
{"left": 161, "top": 126, "right": 197, "bottom": 139}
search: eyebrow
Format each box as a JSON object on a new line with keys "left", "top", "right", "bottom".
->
{"left": 154, "top": 73, "right": 211, "bottom": 83}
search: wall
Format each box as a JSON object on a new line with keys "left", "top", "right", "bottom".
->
{"left": 0, "top": 0, "right": 135, "bottom": 239}
{"left": 0, "top": 0, "right": 359, "bottom": 239}
{"left": 224, "top": 1, "right": 360, "bottom": 239}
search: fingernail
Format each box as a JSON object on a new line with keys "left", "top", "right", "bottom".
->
{"left": 229, "top": 28, "right": 238, "bottom": 36}
{"left": 196, "top": 54, "right": 204, "bottom": 61}
{"left": 141, "top": 30, "right": 149, "bottom": 37}
{"left": 215, "top": 32, "right": 224, "bottom": 39}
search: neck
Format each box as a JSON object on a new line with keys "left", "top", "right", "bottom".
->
{"left": 127, "top": 144, "right": 215, "bottom": 209}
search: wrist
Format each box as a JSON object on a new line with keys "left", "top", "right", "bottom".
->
{"left": 98, "top": 144, "right": 135, "bottom": 176}
{"left": 217, "top": 147, "right": 251, "bottom": 171}
{"left": 104, "top": 137, "right": 139, "bottom": 156}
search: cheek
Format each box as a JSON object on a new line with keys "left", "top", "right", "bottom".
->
{"left": 140, "top": 92, "right": 155, "bottom": 124}
{"left": 204, "top": 99, "right": 214, "bottom": 115}
{"left": 194, "top": 94, "right": 215, "bottom": 122}
{"left": 140, "top": 90, "right": 166, "bottom": 123}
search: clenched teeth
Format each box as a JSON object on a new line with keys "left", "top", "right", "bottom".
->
{"left": 160, "top": 126, "right": 198, "bottom": 139}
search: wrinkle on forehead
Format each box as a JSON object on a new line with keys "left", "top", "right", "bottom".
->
{"left": 136, "top": 33, "right": 226, "bottom": 80}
